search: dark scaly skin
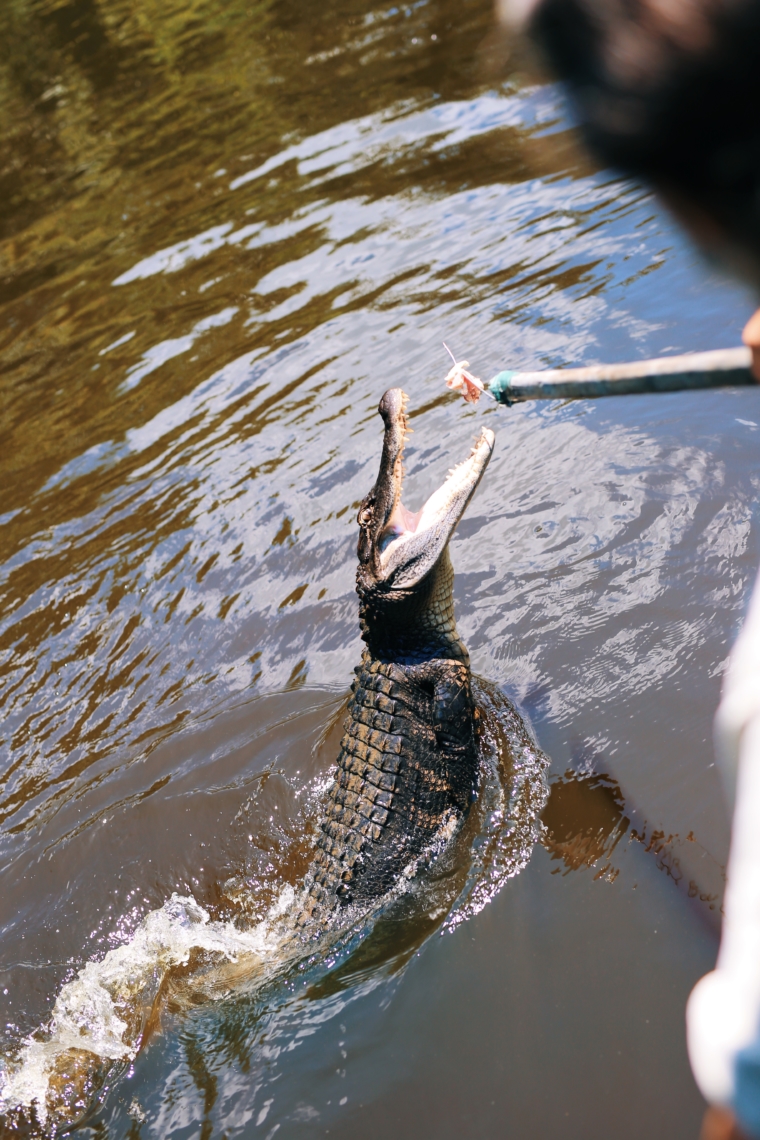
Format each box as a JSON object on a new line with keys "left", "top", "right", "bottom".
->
{"left": 297, "top": 390, "right": 493, "bottom": 928}
{"left": 298, "top": 611, "right": 478, "bottom": 921}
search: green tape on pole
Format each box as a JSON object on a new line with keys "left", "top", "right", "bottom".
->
{"left": 488, "top": 371, "right": 516, "bottom": 406}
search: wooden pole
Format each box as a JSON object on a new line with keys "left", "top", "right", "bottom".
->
{"left": 489, "top": 346, "right": 755, "bottom": 405}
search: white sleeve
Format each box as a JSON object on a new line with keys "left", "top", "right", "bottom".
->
{"left": 687, "top": 567, "right": 760, "bottom": 1133}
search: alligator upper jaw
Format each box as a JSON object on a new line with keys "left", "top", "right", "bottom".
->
{"left": 365, "top": 388, "right": 494, "bottom": 590}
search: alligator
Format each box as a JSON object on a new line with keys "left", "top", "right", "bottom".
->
{"left": 0, "top": 389, "right": 506, "bottom": 1131}
{"left": 298, "top": 388, "right": 494, "bottom": 927}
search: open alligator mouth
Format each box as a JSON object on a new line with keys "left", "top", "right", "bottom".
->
{"left": 357, "top": 388, "right": 495, "bottom": 590}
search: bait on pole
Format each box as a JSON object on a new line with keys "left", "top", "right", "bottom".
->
{"left": 443, "top": 344, "right": 756, "bottom": 406}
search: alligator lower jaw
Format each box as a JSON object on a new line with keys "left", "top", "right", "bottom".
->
{"left": 376, "top": 426, "right": 494, "bottom": 588}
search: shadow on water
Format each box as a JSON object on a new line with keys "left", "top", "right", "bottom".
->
{"left": 543, "top": 768, "right": 630, "bottom": 875}
{"left": 543, "top": 766, "right": 725, "bottom": 925}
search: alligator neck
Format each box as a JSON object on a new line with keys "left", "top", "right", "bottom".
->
{"left": 357, "top": 548, "right": 470, "bottom": 666}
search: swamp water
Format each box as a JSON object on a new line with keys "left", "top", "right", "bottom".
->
{"left": 0, "top": 0, "right": 759, "bottom": 1135}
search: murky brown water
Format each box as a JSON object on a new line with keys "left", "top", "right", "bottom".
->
{"left": 2, "top": 0, "right": 760, "bottom": 1135}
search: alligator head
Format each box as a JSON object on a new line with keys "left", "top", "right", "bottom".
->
{"left": 356, "top": 388, "right": 494, "bottom": 665}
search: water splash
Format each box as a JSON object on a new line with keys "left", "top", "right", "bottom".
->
{"left": 0, "top": 685, "right": 547, "bottom": 1133}
{"left": 0, "top": 889, "right": 296, "bottom": 1127}
{"left": 446, "top": 680, "right": 549, "bottom": 929}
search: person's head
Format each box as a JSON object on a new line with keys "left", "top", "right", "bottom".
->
{"left": 513, "top": 0, "right": 760, "bottom": 283}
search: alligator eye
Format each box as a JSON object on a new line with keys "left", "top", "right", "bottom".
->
{"left": 359, "top": 508, "right": 372, "bottom": 526}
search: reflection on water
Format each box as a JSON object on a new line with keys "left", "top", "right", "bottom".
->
{"left": 1, "top": 0, "right": 759, "bottom": 1133}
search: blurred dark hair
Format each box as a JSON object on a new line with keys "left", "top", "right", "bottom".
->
{"left": 527, "top": 0, "right": 760, "bottom": 266}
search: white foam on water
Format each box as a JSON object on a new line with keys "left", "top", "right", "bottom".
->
{"left": 0, "top": 887, "right": 296, "bottom": 1122}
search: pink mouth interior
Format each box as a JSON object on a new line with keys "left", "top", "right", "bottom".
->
{"left": 383, "top": 500, "right": 421, "bottom": 539}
